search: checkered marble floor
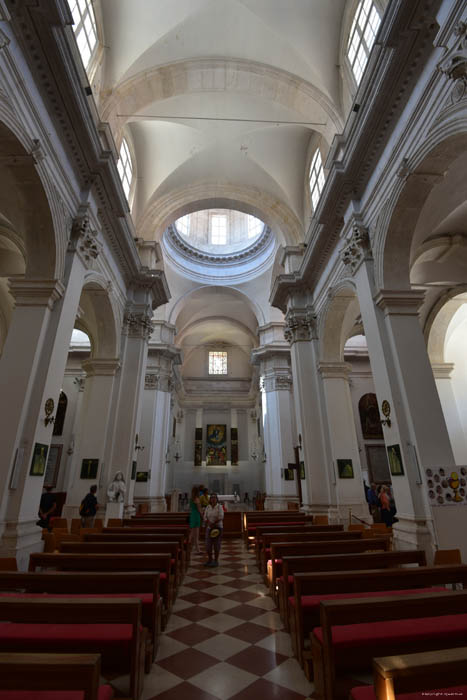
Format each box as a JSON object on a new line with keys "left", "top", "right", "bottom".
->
{"left": 142, "top": 539, "right": 314, "bottom": 700}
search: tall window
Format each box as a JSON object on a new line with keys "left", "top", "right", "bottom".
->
{"left": 176, "top": 215, "right": 190, "bottom": 236}
{"left": 309, "top": 149, "right": 325, "bottom": 211}
{"left": 210, "top": 215, "right": 227, "bottom": 245}
{"left": 247, "top": 215, "right": 263, "bottom": 239}
{"left": 117, "top": 138, "right": 133, "bottom": 199}
{"left": 347, "top": 0, "right": 381, "bottom": 85}
{"left": 209, "top": 351, "right": 227, "bottom": 375}
{"left": 68, "top": 0, "right": 98, "bottom": 71}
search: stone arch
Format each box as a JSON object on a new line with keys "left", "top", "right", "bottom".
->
{"left": 377, "top": 128, "right": 467, "bottom": 290}
{"left": 425, "top": 286, "right": 467, "bottom": 364}
{"left": 137, "top": 182, "right": 303, "bottom": 247}
{"left": 101, "top": 58, "right": 344, "bottom": 150}
{"left": 319, "top": 282, "right": 360, "bottom": 362}
{"left": 77, "top": 273, "right": 121, "bottom": 360}
{"left": 169, "top": 283, "right": 266, "bottom": 329}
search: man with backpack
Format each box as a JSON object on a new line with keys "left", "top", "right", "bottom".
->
{"left": 80, "top": 485, "right": 98, "bottom": 527}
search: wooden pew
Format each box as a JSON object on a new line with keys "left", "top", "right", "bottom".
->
{"left": 255, "top": 524, "right": 344, "bottom": 563}
{"left": 243, "top": 512, "right": 314, "bottom": 546}
{"left": 350, "top": 646, "right": 467, "bottom": 699}
{"left": 0, "top": 597, "right": 145, "bottom": 700}
{"left": 312, "top": 588, "right": 467, "bottom": 700}
{"left": 28, "top": 552, "right": 173, "bottom": 624}
{"left": 295, "top": 563, "right": 466, "bottom": 675}
{"left": 102, "top": 526, "right": 191, "bottom": 565}
{"left": 279, "top": 549, "right": 426, "bottom": 625}
{"left": 84, "top": 532, "right": 187, "bottom": 573}
{"left": 60, "top": 541, "right": 181, "bottom": 588}
{"left": 0, "top": 652, "right": 114, "bottom": 699}
{"left": 0, "top": 570, "right": 161, "bottom": 669}
{"left": 261, "top": 530, "right": 364, "bottom": 580}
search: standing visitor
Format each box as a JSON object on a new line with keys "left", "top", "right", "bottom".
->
{"left": 379, "top": 484, "right": 393, "bottom": 527}
{"left": 189, "top": 486, "right": 202, "bottom": 553}
{"left": 37, "top": 486, "right": 57, "bottom": 531}
{"left": 367, "top": 482, "right": 380, "bottom": 522}
{"left": 204, "top": 493, "right": 224, "bottom": 567}
{"left": 80, "top": 485, "right": 98, "bottom": 527}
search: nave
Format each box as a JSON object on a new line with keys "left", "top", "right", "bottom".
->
{"left": 136, "top": 538, "right": 313, "bottom": 700}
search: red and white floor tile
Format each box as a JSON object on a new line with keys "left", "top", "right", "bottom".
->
{"left": 142, "top": 539, "right": 314, "bottom": 700}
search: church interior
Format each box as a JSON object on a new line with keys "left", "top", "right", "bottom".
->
{"left": 0, "top": 0, "right": 467, "bottom": 697}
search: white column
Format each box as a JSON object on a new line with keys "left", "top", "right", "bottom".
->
{"left": 319, "top": 362, "right": 368, "bottom": 522}
{"left": 0, "top": 215, "right": 98, "bottom": 564}
{"left": 252, "top": 345, "right": 296, "bottom": 509}
{"left": 65, "top": 359, "right": 120, "bottom": 513}
{"left": 432, "top": 363, "right": 467, "bottom": 464}
{"left": 284, "top": 303, "right": 335, "bottom": 517}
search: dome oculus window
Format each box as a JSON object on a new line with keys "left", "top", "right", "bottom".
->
{"left": 177, "top": 215, "right": 190, "bottom": 236}
{"left": 309, "top": 149, "right": 325, "bottom": 211}
{"left": 209, "top": 351, "right": 227, "bottom": 375}
{"left": 117, "top": 138, "right": 133, "bottom": 199}
{"left": 347, "top": 0, "right": 381, "bottom": 85}
{"left": 247, "top": 215, "right": 263, "bottom": 239}
{"left": 68, "top": 0, "right": 98, "bottom": 70}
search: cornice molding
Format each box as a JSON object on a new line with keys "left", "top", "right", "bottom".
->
{"left": 8, "top": 278, "right": 65, "bottom": 309}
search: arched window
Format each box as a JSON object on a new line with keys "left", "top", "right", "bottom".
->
{"left": 117, "top": 138, "right": 133, "bottom": 200}
{"left": 53, "top": 391, "right": 68, "bottom": 437}
{"left": 309, "top": 149, "right": 325, "bottom": 211}
{"left": 68, "top": 0, "right": 98, "bottom": 71}
{"left": 347, "top": 0, "right": 382, "bottom": 85}
{"left": 358, "top": 393, "right": 383, "bottom": 440}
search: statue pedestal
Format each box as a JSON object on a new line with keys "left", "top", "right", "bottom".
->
{"left": 105, "top": 502, "right": 124, "bottom": 525}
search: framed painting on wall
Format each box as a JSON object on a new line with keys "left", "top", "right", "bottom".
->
{"left": 365, "top": 444, "right": 391, "bottom": 483}
{"left": 136, "top": 471, "right": 148, "bottom": 482}
{"left": 29, "top": 443, "right": 48, "bottom": 476}
{"left": 387, "top": 444, "right": 404, "bottom": 476}
{"left": 44, "top": 444, "right": 62, "bottom": 488}
{"left": 337, "top": 459, "right": 354, "bottom": 479}
{"left": 80, "top": 458, "right": 98, "bottom": 479}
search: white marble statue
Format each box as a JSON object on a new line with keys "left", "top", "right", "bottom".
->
{"left": 107, "top": 471, "right": 126, "bottom": 503}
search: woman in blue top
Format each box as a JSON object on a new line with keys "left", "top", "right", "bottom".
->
{"left": 189, "top": 485, "right": 202, "bottom": 553}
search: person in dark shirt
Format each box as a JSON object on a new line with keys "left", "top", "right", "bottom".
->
{"left": 80, "top": 485, "right": 98, "bottom": 527}
{"left": 37, "top": 486, "right": 57, "bottom": 531}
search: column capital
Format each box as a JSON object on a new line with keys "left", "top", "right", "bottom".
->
{"left": 340, "top": 222, "right": 372, "bottom": 275}
{"left": 318, "top": 362, "right": 353, "bottom": 380}
{"left": 284, "top": 307, "right": 317, "bottom": 344}
{"left": 431, "top": 362, "right": 455, "bottom": 379}
{"left": 68, "top": 205, "right": 102, "bottom": 268}
{"left": 123, "top": 305, "right": 154, "bottom": 340}
{"left": 130, "top": 270, "right": 170, "bottom": 311}
{"left": 438, "top": 20, "right": 467, "bottom": 102}
{"left": 251, "top": 344, "right": 291, "bottom": 366}
{"left": 374, "top": 289, "right": 425, "bottom": 315}
{"left": 144, "top": 369, "right": 173, "bottom": 392}
{"left": 81, "top": 358, "right": 120, "bottom": 377}
{"left": 8, "top": 278, "right": 65, "bottom": 309}
{"left": 260, "top": 368, "right": 293, "bottom": 393}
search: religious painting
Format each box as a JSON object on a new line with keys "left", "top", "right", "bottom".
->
{"left": 80, "top": 458, "right": 99, "bottom": 479}
{"left": 29, "top": 443, "right": 48, "bottom": 476}
{"left": 231, "top": 428, "right": 238, "bottom": 465}
{"left": 194, "top": 428, "right": 202, "bottom": 466}
{"left": 131, "top": 461, "right": 137, "bottom": 480}
{"left": 358, "top": 393, "right": 384, "bottom": 439}
{"left": 337, "top": 459, "right": 354, "bottom": 479}
{"left": 206, "top": 424, "right": 227, "bottom": 466}
{"left": 136, "top": 471, "right": 148, "bottom": 482}
{"left": 426, "top": 466, "right": 467, "bottom": 506}
{"left": 387, "top": 444, "right": 404, "bottom": 476}
{"left": 284, "top": 468, "right": 295, "bottom": 481}
{"left": 299, "top": 462, "right": 305, "bottom": 480}
{"left": 44, "top": 444, "right": 62, "bottom": 488}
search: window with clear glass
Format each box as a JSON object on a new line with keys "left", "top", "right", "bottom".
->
{"left": 68, "top": 0, "right": 98, "bottom": 70}
{"left": 176, "top": 215, "right": 190, "bottom": 236}
{"left": 211, "top": 215, "right": 227, "bottom": 245}
{"left": 309, "top": 149, "right": 325, "bottom": 211}
{"left": 117, "top": 138, "right": 133, "bottom": 199}
{"left": 209, "top": 351, "right": 228, "bottom": 375}
{"left": 347, "top": 0, "right": 381, "bottom": 85}
{"left": 247, "top": 215, "right": 263, "bottom": 239}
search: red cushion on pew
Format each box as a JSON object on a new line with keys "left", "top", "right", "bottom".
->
{"left": 313, "top": 613, "right": 467, "bottom": 667}
{"left": 289, "top": 587, "right": 445, "bottom": 608}
{"left": 279, "top": 575, "right": 294, "bottom": 584}
{"left": 0, "top": 592, "right": 155, "bottom": 630}
{"left": 0, "top": 686, "right": 114, "bottom": 700}
{"left": 266, "top": 556, "right": 282, "bottom": 563}
{"left": 350, "top": 684, "right": 467, "bottom": 699}
{"left": 0, "top": 624, "right": 132, "bottom": 668}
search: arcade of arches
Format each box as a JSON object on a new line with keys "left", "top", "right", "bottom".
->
{"left": 0, "top": 0, "right": 466, "bottom": 568}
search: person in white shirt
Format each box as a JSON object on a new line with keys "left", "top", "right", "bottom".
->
{"left": 203, "top": 492, "right": 224, "bottom": 567}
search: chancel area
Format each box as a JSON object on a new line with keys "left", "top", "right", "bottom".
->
{"left": 0, "top": 0, "right": 467, "bottom": 698}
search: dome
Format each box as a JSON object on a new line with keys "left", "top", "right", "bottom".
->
{"left": 175, "top": 209, "right": 265, "bottom": 256}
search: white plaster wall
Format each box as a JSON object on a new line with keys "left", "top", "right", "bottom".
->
{"left": 444, "top": 306, "right": 467, "bottom": 461}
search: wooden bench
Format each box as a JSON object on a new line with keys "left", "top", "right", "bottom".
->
{"left": 0, "top": 652, "right": 116, "bottom": 699}
{"left": 279, "top": 549, "right": 426, "bottom": 625}
{"left": 0, "top": 597, "right": 144, "bottom": 700}
{"left": 254, "top": 524, "right": 344, "bottom": 563}
{"left": 83, "top": 532, "right": 187, "bottom": 573}
{"left": 243, "top": 512, "right": 314, "bottom": 546}
{"left": 261, "top": 531, "right": 364, "bottom": 580}
{"left": 295, "top": 563, "right": 467, "bottom": 676}
{"left": 28, "top": 552, "right": 173, "bottom": 625}
{"left": 312, "top": 588, "right": 467, "bottom": 700}
{"left": 0, "top": 570, "right": 161, "bottom": 669}
{"left": 59, "top": 541, "right": 181, "bottom": 588}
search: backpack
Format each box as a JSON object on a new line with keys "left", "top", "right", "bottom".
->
{"left": 79, "top": 499, "right": 86, "bottom": 515}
